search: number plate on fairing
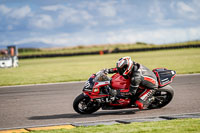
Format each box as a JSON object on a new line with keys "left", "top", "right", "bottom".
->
{"left": 83, "top": 75, "right": 95, "bottom": 91}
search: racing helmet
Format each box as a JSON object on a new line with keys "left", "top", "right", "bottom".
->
{"left": 116, "top": 56, "right": 134, "bottom": 77}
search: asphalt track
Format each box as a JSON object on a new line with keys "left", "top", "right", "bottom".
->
{"left": 0, "top": 74, "right": 200, "bottom": 129}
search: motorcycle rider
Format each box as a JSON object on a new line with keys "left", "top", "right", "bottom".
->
{"left": 104, "top": 56, "right": 158, "bottom": 109}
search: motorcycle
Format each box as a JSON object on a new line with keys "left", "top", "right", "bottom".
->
{"left": 73, "top": 68, "right": 176, "bottom": 114}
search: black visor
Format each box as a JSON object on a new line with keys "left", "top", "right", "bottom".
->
{"left": 117, "top": 64, "right": 128, "bottom": 75}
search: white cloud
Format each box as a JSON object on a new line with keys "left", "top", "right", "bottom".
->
{"left": 9, "top": 5, "right": 31, "bottom": 19}
{"left": 31, "top": 14, "right": 54, "bottom": 29}
{"left": 1, "top": 1, "right": 200, "bottom": 48}
{"left": 57, "top": 7, "right": 80, "bottom": 23}
{"left": 0, "top": 4, "right": 31, "bottom": 19}
{"left": 193, "top": 0, "right": 200, "bottom": 8}
{"left": 82, "top": 1, "right": 123, "bottom": 25}
{"left": 41, "top": 5, "right": 65, "bottom": 11}
{"left": 107, "top": 27, "right": 200, "bottom": 44}
{"left": 0, "top": 4, "right": 11, "bottom": 14}
{"left": 98, "top": 2, "right": 117, "bottom": 17}
{"left": 81, "top": 0, "right": 117, "bottom": 17}
{"left": 13, "top": 33, "right": 92, "bottom": 47}
{"left": 175, "top": 1, "right": 199, "bottom": 20}
{"left": 56, "top": 6, "right": 95, "bottom": 27}
{"left": 148, "top": 1, "right": 175, "bottom": 26}
{"left": 177, "top": 2, "right": 195, "bottom": 13}
{"left": 11, "top": 26, "right": 200, "bottom": 48}
{"left": 40, "top": 2, "right": 125, "bottom": 28}
{"left": 148, "top": 0, "right": 199, "bottom": 26}
{"left": 148, "top": 1, "right": 163, "bottom": 19}
{"left": 41, "top": 4, "right": 95, "bottom": 27}
{"left": 105, "top": 18, "right": 124, "bottom": 25}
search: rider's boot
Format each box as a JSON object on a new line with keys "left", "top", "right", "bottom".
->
{"left": 135, "top": 89, "right": 155, "bottom": 110}
{"left": 129, "top": 88, "right": 138, "bottom": 105}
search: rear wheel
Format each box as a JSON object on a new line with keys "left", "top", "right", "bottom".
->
{"left": 148, "top": 85, "right": 174, "bottom": 109}
{"left": 73, "top": 93, "right": 101, "bottom": 114}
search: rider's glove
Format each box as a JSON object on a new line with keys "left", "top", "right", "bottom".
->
{"left": 102, "top": 68, "right": 109, "bottom": 74}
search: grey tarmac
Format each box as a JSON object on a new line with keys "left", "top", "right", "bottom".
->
{"left": 0, "top": 74, "right": 200, "bottom": 129}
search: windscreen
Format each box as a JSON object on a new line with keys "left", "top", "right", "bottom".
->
{"left": 94, "top": 72, "right": 110, "bottom": 82}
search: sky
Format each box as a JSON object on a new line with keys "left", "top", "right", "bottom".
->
{"left": 0, "top": 0, "right": 200, "bottom": 48}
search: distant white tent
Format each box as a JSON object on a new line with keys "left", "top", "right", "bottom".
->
{"left": 0, "top": 46, "right": 19, "bottom": 68}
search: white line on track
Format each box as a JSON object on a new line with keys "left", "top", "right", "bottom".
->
{"left": 0, "top": 111, "right": 200, "bottom": 131}
{"left": 0, "top": 81, "right": 85, "bottom": 89}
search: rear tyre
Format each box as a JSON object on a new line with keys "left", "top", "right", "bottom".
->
{"left": 148, "top": 85, "right": 174, "bottom": 109}
{"left": 73, "top": 93, "right": 101, "bottom": 114}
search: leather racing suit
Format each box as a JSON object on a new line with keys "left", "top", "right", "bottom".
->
{"left": 107, "top": 62, "right": 158, "bottom": 109}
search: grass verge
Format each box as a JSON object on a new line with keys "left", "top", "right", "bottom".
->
{"left": 28, "top": 118, "right": 200, "bottom": 133}
{"left": 18, "top": 40, "right": 200, "bottom": 56}
{"left": 0, "top": 48, "right": 200, "bottom": 86}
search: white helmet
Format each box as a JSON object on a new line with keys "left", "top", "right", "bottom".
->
{"left": 116, "top": 56, "right": 134, "bottom": 76}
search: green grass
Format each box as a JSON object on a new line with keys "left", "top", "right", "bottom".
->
{"left": 29, "top": 118, "right": 200, "bottom": 133}
{"left": 18, "top": 40, "right": 200, "bottom": 56}
{"left": 0, "top": 48, "right": 200, "bottom": 86}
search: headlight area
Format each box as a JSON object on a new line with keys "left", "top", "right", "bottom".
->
{"left": 93, "top": 88, "right": 99, "bottom": 93}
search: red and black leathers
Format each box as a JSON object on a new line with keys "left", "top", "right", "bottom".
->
{"left": 107, "top": 62, "right": 158, "bottom": 109}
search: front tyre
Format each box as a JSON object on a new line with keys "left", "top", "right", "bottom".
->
{"left": 148, "top": 85, "right": 174, "bottom": 109}
{"left": 73, "top": 93, "right": 101, "bottom": 114}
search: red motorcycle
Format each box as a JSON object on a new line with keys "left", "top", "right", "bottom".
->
{"left": 73, "top": 68, "right": 176, "bottom": 114}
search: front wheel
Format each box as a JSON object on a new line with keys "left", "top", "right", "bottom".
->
{"left": 73, "top": 93, "right": 101, "bottom": 114}
{"left": 148, "top": 85, "right": 174, "bottom": 109}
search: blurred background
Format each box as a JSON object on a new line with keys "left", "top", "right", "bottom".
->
{"left": 0, "top": 0, "right": 200, "bottom": 48}
{"left": 0, "top": 0, "right": 199, "bottom": 86}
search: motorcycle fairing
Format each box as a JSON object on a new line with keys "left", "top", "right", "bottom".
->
{"left": 111, "top": 73, "right": 131, "bottom": 90}
{"left": 153, "top": 68, "right": 176, "bottom": 87}
{"left": 84, "top": 91, "right": 109, "bottom": 99}
{"left": 108, "top": 98, "right": 131, "bottom": 107}
{"left": 83, "top": 74, "right": 96, "bottom": 92}
{"left": 93, "top": 81, "right": 110, "bottom": 88}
